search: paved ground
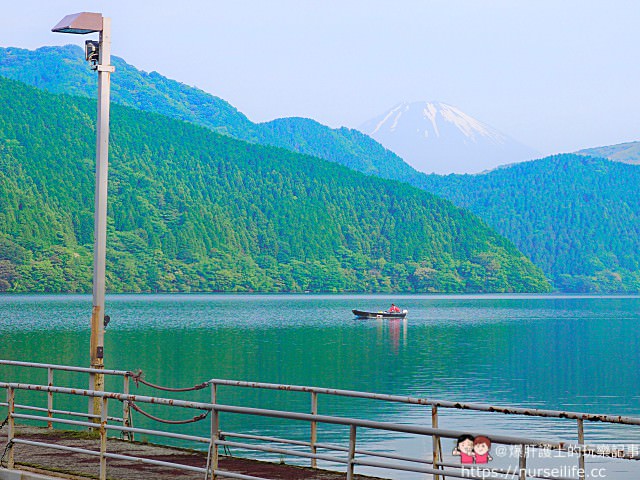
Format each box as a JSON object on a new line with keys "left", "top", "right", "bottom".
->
{"left": 0, "top": 426, "right": 382, "bottom": 480}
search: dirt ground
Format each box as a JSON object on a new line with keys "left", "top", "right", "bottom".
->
{"left": 0, "top": 426, "right": 383, "bottom": 480}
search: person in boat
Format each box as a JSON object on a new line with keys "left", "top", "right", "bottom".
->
{"left": 388, "top": 303, "right": 401, "bottom": 313}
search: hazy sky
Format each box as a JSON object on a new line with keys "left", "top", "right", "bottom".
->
{"left": 1, "top": 1, "right": 638, "bottom": 157}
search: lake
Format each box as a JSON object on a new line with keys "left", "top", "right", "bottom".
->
{"left": 1, "top": 294, "right": 639, "bottom": 478}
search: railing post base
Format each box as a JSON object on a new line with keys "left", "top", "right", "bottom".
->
{"left": 6, "top": 387, "right": 15, "bottom": 469}
{"left": 310, "top": 391, "right": 318, "bottom": 468}
{"left": 347, "top": 425, "right": 357, "bottom": 480}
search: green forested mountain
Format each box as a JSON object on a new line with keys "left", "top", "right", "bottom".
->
{"left": 2, "top": 46, "right": 637, "bottom": 293}
{"left": 0, "top": 77, "right": 550, "bottom": 293}
{"left": 0, "top": 46, "right": 420, "bottom": 182}
{"left": 0, "top": 45, "right": 255, "bottom": 138}
{"left": 417, "top": 156, "right": 640, "bottom": 292}
{"left": 254, "top": 117, "right": 419, "bottom": 180}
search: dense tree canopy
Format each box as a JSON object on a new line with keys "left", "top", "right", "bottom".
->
{"left": 418, "top": 156, "right": 640, "bottom": 292}
{"left": 0, "top": 77, "right": 549, "bottom": 293}
{"left": 2, "top": 46, "right": 638, "bottom": 293}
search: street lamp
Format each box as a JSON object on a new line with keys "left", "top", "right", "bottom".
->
{"left": 52, "top": 12, "right": 115, "bottom": 417}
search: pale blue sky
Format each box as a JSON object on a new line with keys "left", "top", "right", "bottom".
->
{"left": 1, "top": 1, "right": 638, "bottom": 156}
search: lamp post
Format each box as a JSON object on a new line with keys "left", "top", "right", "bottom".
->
{"left": 52, "top": 12, "right": 115, "bottom": 418}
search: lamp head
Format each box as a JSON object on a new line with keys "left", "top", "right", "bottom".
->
{"left": 52, "top": 12, "right": 103, "bottom": 34}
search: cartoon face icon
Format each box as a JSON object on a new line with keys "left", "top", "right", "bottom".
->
{"left": 453, "top": 434, "right": 476, "bottom": 463}
{"left": 474, "top": 441, "right": 489, "bottom": 455}
{"left": 473, "top": 435, "right": 492, "bottom": 464}
{"left": 459, "top": 437, "right": 474, "bottom": 455}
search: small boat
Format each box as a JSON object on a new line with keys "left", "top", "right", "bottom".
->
{"left": 352, "top": 309, "right": 408, "bottom": 319}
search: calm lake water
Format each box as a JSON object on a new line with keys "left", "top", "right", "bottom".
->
{"left": 1, "top": 294, "right": 639, "bottom": 478}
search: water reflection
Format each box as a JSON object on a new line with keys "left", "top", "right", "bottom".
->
{"left": 372, "top": 317, "right": 408, "bottom": 352}
{"left": 1, "top": 294, "right": 640, "bottom": 478}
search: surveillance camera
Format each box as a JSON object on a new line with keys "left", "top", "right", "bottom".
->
{"left": 85, "top": 40, "right": 100, "bottom": 63}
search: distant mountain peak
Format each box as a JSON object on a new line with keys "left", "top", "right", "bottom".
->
{"left": 372, "top": 101, "right": 505, "bottom": 143}
{"left": 359, "top": 101, "right": 537, "bottom": 174}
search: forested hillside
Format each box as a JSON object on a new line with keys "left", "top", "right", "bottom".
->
{"left": 2, "top": 46, "right": 637, "bottom": 292}
{"left": 0, "top": 46, "right": 420, "bottom": 181}
{"left": 254, "top": 117, "right": 419, "bottom": 180}
{"left": 417, "top": 156, "right": 640, "bottom": 292}
{"left": 0, "top": 45, "right": 254, "bottom": 138}
{"left": 0, "top": 77, "right": 550, "bottom": 293}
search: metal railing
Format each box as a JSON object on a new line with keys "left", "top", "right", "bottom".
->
{"left": 1, "top": 361, "right": 640, "bottom": 480}
{"left": 0, "top": 359, "right": 133, "bottom": 436}
{"left": 207, "top": 379, "right": 640, "bottom": 480}
{"left": 3, "top": 380, "right": 627, "bottom": 480}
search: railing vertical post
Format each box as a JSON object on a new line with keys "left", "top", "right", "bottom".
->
{"left": 310, "top": 391, "right": 318, "bottom": 468}
{"left": 122, "top": 374, "right": 132, "bottom": 441}
{"left": 577, "top": 418, "right": 585, "bottom": 480}
{"left": 6, "top": 386, "right": 15, "bottom": 469}
{"left": 88, "top": 371, "right": 95, "bottom": 424}
{"left": 99, "top": 397, "right": 108, "bottom": 480}
{"left": 519, "top": 444, "right": 527, "bottom": 480}
{"left": 47, "top": 367, "right": 53, "bottom": 429}
{"left": 431, "top": 404, "right": 441, "bottom": 480}
{"left": 346, "top": 425, "right": 357, "bottom": 480}
{"left": 210, "top": 382, "right": 219, "bottom": 480}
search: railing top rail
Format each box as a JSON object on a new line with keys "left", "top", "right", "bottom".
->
{"left": 3, "top": 360, "right": 638, "bottom": 427}
{"left": 0, "top": 381, "right": 579, "bottom": 450}
{"left": 208, "top": 378, "right": 640, "bottom": 426}
{"left": 0, "top": 359, "right": 129, "bottom": 376}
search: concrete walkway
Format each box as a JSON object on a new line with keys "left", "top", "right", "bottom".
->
{"left": 1, "top": 427, "right": 380, "bottom": 480}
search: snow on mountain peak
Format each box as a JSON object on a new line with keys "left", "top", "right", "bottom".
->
{"left": 371, "top": 103, "right": 406, "bottom": 135}
{"left": 358, "top": 101, "right": 537, "bottom": 174}
{"left": 384, "top": 101, "right": 507, "bottom": 144}
{"left": 436, "top": 103, "right": 506, "bottom": 144}
{"left": 422, "top": 103, "right": 439, "bottom": 138}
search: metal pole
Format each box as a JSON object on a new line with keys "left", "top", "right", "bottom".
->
{"left": 6, "top": 387, "right": 15, "bottom": 469}
{"left": 89, "top": 16, "right": 113, "bottom": 419}
{"left": 122, "top": 375, "right": 132, "bottom": 440}
{"left": 310, "top": 391, "right": 318, "bottom": 468}
{"left": 519, "top": 445, "right": 527, "bottom": 480}
{"left": 431, "top": 404, "right": 441, "bottom": 480}
{"left": 347, "top": 425, "right": 357, "bottom": 480}
{"left": 47, "top": 367, "right": 53, "bottom": 429}
{"left": 210, "top": 383, "right": 219, "bottom": 479}
{"left": 99, "top": 397, "right": 108, "bottom": 480}
{"left": 577, "top": 419, "right": 585, "bottom": 480}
